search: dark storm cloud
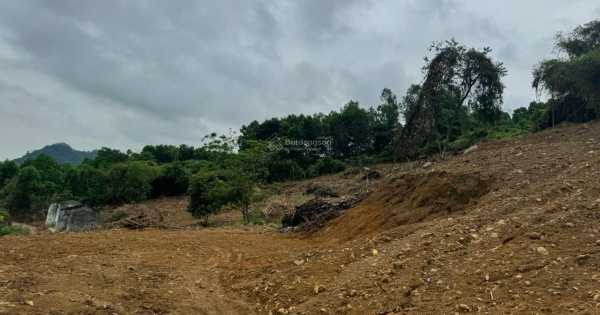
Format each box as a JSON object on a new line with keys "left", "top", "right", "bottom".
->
{"left": 0, "top": 0, "right": 597, "bottom": 159}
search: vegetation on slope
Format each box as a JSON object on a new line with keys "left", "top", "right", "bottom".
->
{"left": 13, "top": 143, "right": 98, "bottom": 165}
{"left": 0, "top": 20, "right": 598, "bottom": 225}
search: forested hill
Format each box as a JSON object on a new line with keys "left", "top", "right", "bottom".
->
{"left": 14, "top": 143, "right": 98, "bottom": 165}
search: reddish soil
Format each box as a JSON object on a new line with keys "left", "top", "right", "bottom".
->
{"left": 2, "top": 122, "right": 600, "bottom": 314}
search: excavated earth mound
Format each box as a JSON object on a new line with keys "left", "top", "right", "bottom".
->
{"left": 313, "top": 171, "right": 494, "bottom": 243}
{"left": 2, "top": 122, "right": 600, "bottom": 314}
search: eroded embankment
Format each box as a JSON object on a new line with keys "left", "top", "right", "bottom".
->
{"left": 312, "top": 171, "right": 494, "bottom": 243}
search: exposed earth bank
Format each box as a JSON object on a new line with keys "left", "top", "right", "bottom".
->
{"left": 1, "top": 122, "right": 600, "bottom": 314}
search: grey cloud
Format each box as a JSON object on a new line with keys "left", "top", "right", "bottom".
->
{"left": 0, "top": 0, "right": 598, "bottom": 159}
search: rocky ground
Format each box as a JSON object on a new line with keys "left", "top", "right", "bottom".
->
{"left": 1, "top": 122, "right": 600, "bottom": 314}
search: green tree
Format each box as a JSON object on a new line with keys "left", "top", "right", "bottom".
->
{"left": 187, "top": 170, "right": 227, "bottom": 224}
{"left": 142, "top": 145, "right": 179, "bottom": 164}
{"left": 327, "top": 101, "right": 374, "bottom": 158}
{"left": 106, "top": 162, "right": 158, "bottom": 204}
{"left": 3, "top": 166, "right": 41, "bottom": 215}
{"left": 396, "top": 39, "right": 507, "bottom": 160}
{"left": 91, "top": 147, "right": 129, "bottom": 168}
{"left": 65, "top": 164, "right": 109, "bottom": 206}
{"left": 150, "top": 162, "right": 190, "bottom": 198}
{"left": 532, "top": 20, "right": 600, "bottom": 127}
{"left": 0, "top": 160, "right": 19, "bottom": 190}
{"left": 307, "top": 156, "right": 346, "bottom": 177}
{"left": 512, "top": 101, "right": 547, "bottom": 131}
{"left": 372, "top": 88, "right": 400, "bottom": 156}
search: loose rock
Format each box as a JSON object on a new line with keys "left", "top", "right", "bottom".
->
{"left": 527, "top": 232, "right": 542, "bottom": 240}
{"left": 392, "top": 262, "right": 403, "bottom": 269}
{"left": 537, "top": 246, "right": 549, "bottom": 255}
{"left": 458, "top": 303, "right": 471, "bottom": 312}
{"left": 314, "top": 284, "right": 325, "bottom": 294}
{"left": 463, "top": 145, "right": 478, "bottom": 154}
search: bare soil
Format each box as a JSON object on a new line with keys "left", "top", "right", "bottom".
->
{"left": 2, "top": 122, "right": 600, "bottom": 314}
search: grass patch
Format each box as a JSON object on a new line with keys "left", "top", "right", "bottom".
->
{"left": 0, "top": 225, "right": 28, "bottom": 236}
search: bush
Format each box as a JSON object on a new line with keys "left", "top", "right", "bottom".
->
{"left": 267, "top": 159, "right": 305, "bottom": 182}
{"left": 0, "top": 208, "right": 26, "bottom": 236}
{"left": 66, "top": 164, "right": 109, "bottom": 206}
{"left": 106, "top": 162, "right": 158, "bottom": 205}
{"left": 187, "top": 171, "right": 226, "bottom": 224}
{"left": 150, "top": 163, "right": 190, "bottom": 198}
{"left": 307, "top": 156, "right": 346, "bottom": 177}
{"left": 448, "top": 137, "right": 473, "bottom": 152}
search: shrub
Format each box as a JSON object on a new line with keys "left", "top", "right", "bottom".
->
{"left": 150, "top": 163, "right": 190, "bottom": 198}
{"left": 187, "top": 171, "right": 226, "bottom": 224}
{"left": 0, "top": 208, "right": 26, "bottom": 236}
{"left": 307, "top": 156, "right": 346, "bottom": 177}
{"left": 448, "top": 137, "right": 473, "bottom": 152}
{"left": 106, "top": 162, "right": 158, "bottom": 205}
{"left": 267, "top": 159, "right": 305, "bottom": 182}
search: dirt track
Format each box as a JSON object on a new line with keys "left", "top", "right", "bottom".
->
{"left": 2, "top": 122, "right": 600, "bottom": 314}
{"left": 0, "top": 229, "right": 312, "bottom": 314}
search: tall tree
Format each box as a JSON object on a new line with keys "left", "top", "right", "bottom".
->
{"left": 372, "top": 88, "right": 400, "bottom": 154}
{"left": 395, "top": 39, "right": 506, "bottom": 160}
{"left": 532, "top": 20, "right": 600, "bottom": 127}
{"left": 328, "top": 101, "right": 374, "bottom": 158}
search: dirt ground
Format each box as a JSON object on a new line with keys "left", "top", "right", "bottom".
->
{"left": 2, "top": 122, "right": 600, "bottom": 314}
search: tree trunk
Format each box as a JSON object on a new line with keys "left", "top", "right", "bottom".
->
{"left": 242, "top": 205, "right": 250, "bottom": 225}
{"left": 441, "top": 78, "right": 477, "bottom": 159}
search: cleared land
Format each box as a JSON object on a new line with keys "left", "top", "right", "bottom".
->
{"left": 2, "top": 122, "right": 600, "bottom": 314}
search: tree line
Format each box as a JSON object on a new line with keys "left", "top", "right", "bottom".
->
{"left": 0, "top": 20, "right": 598, "bottom": 225}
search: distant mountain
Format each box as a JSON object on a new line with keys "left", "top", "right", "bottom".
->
{"left": 14, "top": 143, "right": 98, "bottom": 165}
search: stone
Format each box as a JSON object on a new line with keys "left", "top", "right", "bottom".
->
{"left": 565, "top": 222, "right": 575, "bottom": 228}
{"left": 595, "top": 240, "right": 600, "bottom": 246}
{"left": 537, "top": 247, "right": 549, "bottom": 255}
{"left": 392, "top": 262, "right": 403, "bottom": 269}
{"left": 45, "top": 201, "right": 101, "bottom": 232}
{"left": 423, "top": 162, "right": 433, "bottom": 168}
{"left": 576, "top": 254, "right": 590, "bottom": 265}
{"left": 527, "top": 232, "right": 542, "bottom": 240}
{"left": 458, "top": 303, "right": 471, "bottom": 312}
{"left": 314, "top": 284, "right": 325, "bottom": 294}
{"left": 349, "top": 289, "right": 358, "bottom": 297}
{"left": 463, "top": 145, "right": 478, "bottom": 154}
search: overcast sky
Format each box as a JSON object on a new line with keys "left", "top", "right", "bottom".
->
{"left": 0, "top": 0, "right": 598, "bottom": 160}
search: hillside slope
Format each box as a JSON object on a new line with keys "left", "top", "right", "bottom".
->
{"left": 226, "top": 122, "right": 600, "bottom": 314}
{"left": 14, "top": 143, "right": 98, "bottom": 165}
{"left": 1, "top": 122, "right": 599, "bottom": 315}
